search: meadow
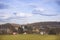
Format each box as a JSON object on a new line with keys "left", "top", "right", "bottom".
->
{"left": 0, "top": 34, "right": 60, "bottom": 40}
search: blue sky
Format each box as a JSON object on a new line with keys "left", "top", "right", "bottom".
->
{"left": 0, "top": 0, "right": 60, "bottom": 24}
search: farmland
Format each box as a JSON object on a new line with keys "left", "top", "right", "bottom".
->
{"left": 0, "top": 34, "right": 60, "bottom": 40}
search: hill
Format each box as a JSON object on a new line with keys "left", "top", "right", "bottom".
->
{"left": 0, "top": 22, "right": 60, "bottom": 34}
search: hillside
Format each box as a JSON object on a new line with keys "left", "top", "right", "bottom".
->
{"left": 26, "top": 22, "right": 60, "bottom": 28}
{"left": 0, "top": 22, "right": 60, "bottom": 34}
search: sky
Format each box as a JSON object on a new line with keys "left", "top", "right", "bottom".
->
{"left": 0, "top": 0, "right": 60, "bottom": 24}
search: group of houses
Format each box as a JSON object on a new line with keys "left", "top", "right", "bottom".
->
{"left": 0, "top": 22, "right": 60, "bottom": 35}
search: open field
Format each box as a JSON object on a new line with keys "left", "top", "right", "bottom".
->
{"left": 0, "top": 34, "right": 60, "bottom": 40}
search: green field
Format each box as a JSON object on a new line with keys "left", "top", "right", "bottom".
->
{"left": 0, "top": 34, "right": 60, "bottom": 40}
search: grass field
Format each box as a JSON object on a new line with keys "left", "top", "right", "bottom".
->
{"left": 0, "top": 34, "right": 60, "bottom": 40}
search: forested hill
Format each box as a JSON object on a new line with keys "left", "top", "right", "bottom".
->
{"left": 26, "top": 22, "right": 60, "bottom": 28}
{"left": 0, "top": 22, "right": 60, "bottom": 28}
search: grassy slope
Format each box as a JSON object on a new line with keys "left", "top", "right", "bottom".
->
{"left": 0, "top": 34, "right": 60, "bottom": 40}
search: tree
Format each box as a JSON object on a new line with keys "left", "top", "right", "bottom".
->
{"left": 48, "top": 29, "right": 56, "bottom": 35}
{"left": 18, "top": 27, "right": 23, "bottom": 34}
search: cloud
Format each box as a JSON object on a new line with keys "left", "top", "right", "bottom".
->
{"left": 0, "top": 0, "right": 60, "bottom": 24}
{"left": 0, "top": 3, "right": 8, "bottom": 9}
{"left": 43, "top": 0, "right": 60, "bottom": 6}
{"left": 14, "top": 12, "right": 33, "bottom": 17}
{"left": 0, "top": 0, "right": 12, "bottom": 3}
{"left": 0, "top": 12, "right": 33, "bottom": 23}
{"left": 0, "top": 12, "right": 11, "bottom": 20}
{"left": 0, "top": 19, "right": 9, "bottom": 22}
{"left": 18, "top": 0, "right": 34, "bottom": 3}
{"left": 32, "top": 7, "right": 59, "bottom": 16}
{"left": 0, "top": 13, "right": 10, "bottom": 22}
{"left": 56, "top": 0, "right": 60, "bottom": 6}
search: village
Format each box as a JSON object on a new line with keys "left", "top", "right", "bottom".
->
{"left": 0, "top": 22, "right": 60, "bottom": 35}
